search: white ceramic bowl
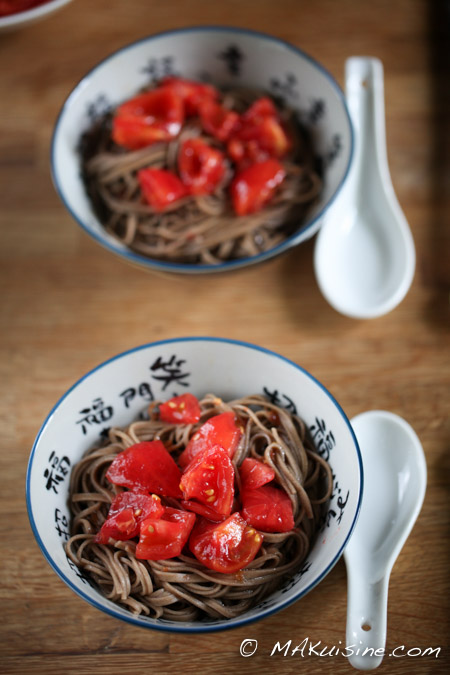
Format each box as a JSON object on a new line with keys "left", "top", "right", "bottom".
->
{"left": 0, "top": 0, "right": 73, "bottom": 33}
{"left": 51, "top": 27, "right": 354, "bottom": 274}
{"left": 27, "top": 337, "right": 363, "bottom": 633}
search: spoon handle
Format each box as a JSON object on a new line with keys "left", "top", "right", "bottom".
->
{"left": 345, "top": 57, "right": 390, "bottom": 193}
{"left": 346, "top": 570, "right": 390, "bottom": 670}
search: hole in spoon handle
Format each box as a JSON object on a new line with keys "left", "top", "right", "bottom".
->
{"left": 346, "top": 573, "right": 389, "bottom": 670}
{"left": 346, "top": 57, "right": 384, "bottom": 95}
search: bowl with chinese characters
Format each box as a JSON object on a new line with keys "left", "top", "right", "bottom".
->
{"left": 27, "top": 337, "right": 362, "bottom": 632}
{"left": 51, "top": 26, "right": 353, "bottom": 274}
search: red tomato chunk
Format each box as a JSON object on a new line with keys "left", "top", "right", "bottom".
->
{"left": 239, "top": 457, "right": 275, "bottom": 490}
{"left": 159, "top": 392, "right": 201, "bottom": 424}
{"left": 230, "top": 158, "right": 286, "bottom": 216}
{"left": 112, "top": 88, "right": 184, "bottom": 150}
{"left": 227, "top": 137, "right": 270, "bottom": 169}
{"left": 180, "top": 500, "right": 226, "bottom": 522}
{"left": 106, "top": 440, "right": 182, "bottom": 498}
{"left": 241, "top": 484, "right": 295, "bottom": 532}
{"left": 178, "top": 139, "right": 226, "bottom": 195}
{"left": 242, "top": 97, "right": 278, "bottom": 123}
{"left": 180, "top": 445, "right": 235, "bottom": 518}
{"left": 189, "top": 513, "right": 263, "bottom": 573}
{"left": 227, "top": 96, "right": 291, "bottom": 170}
{"left": 236, "top": 116, "right": 291, "bottom": 158}
{"left": 199, "top": 99, "right": 240, "bottom": 142}
{"left": 137, "top": 168, "right": 187, "bottom": 212}
{"left": 161, "top": 77, "right": 218, "bottom": 116}
{"left": 178, "top": 411, "right": 242, "bottom": 468}
{"left": 94, "top": 492, "right": 164, "bottom": 544}
{"left": 136, "top": 508, "right": 196, "bottom": 560}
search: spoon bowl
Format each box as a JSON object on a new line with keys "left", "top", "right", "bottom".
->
{"left": 314, "top": 57, "right": 415, "bottom": 319}
{"left": 344, "top": 411, "right": 427, "bottom": 670}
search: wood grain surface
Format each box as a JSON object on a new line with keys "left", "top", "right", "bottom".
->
{"left": 0, "top": 0, "right": 449, "bottom": 673}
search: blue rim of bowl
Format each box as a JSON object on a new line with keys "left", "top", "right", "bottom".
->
{"left": 50, "top": 25, "right": 354, "bottom": 275}
{"left": 26, "top": 336, "right": 363, "bottom": 633}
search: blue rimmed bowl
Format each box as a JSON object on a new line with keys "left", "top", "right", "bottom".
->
{"left": 27, "top": 337, "right": 362, "bottom": 632}
{"left": 0, "top": 0, "right": 73, "bottom": 33}
{"left": 51, "top": 26, "right": 353, "bottom": 274}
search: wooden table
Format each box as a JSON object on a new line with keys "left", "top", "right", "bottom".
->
{"left": 1, "top": 0, "right": 448, "bottom": 673}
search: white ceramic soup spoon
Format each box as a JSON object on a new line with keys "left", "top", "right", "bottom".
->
{"left": 344, "top": 411, "right": 427, "bottom": 670}
{"left": 314, "top": 57, "right": 415, "bottom": 319}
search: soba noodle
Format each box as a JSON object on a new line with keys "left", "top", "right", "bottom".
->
{"left": 66, "top": 394, "right": 332, "bottom": 621}
{"left": 79, "top": 86, "right": 322, "bottom": 264}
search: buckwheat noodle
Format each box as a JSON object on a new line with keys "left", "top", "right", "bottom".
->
{"left": 80, "top": 87, "right": 322, "bottom": 264}
{"left": 66, "top": 394, "right": 332, "bottom": 620}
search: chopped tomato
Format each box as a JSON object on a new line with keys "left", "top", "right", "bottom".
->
{"left": 256, "top": 117, "right": 291, "bottom": 157}
{"left": 178, "top": 411, "right": 242, "bottom": 468}
{"left": 239, "top": 458, "right": 275, "bottom": 490}
{"left": 180, "top": 445, "right": 234, "bottom": 517}
{"left": 159, "top": 393, "right": 201, "bottom": 424}
{"left": 189, "top": 513, "right": 263, "bottom": 573}
{"left": 241, "top": 484, "right": 295, "bottom": 532}
{"left": 238, "top": 101, "right": 290, "bottom": 154}
{"left": 198, "top": 99, "right": 240, "bottom": 142}
{"left": 181, "top": 500, "right": 227, "bottom": 522}
{"left": 230, "top": 158, "right": 286, "bottom": 216}
{"left": 112, "top": 116, "right": 169, "bottom": 150}
{"left": 94, "top": 492, "right": 164, "bottom": 544}
{"left": 229, "top": 117, "right": 290, "bottom": 166}
{"left": 137, "top": 168, "right": 188, "bottom": 212}
{"left": 112, "top": 88, "right": 184, "bottom": 149}
{"left": 242, "top": 97, "right": 278, "bottom": 123}
{"left": 227, "top": 137, "right": 269, "bottom": 167}
{"left": 227, "top": 137, "right": 245, "bottom": 164}
{"left": 106, "top": 440, "right": 182, "bottom": 498}
{"left": 228, "top": 97, "right": 290, "bottom": 166}
{"left": 136, "top": 507, "right": 196, "bottom": 560}
{"left": 116, "top": 89, "right": 181, "bottom": 123}
{"left": 178, "top": 139, "right": 226, "bottom": 195}
{"left": 161, "top": 77, "right": 218, "bottom": 116}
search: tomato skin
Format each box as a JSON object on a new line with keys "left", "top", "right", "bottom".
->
{"left": 159, "top": 393, "right": 201, "bottom": 424}
{"left": 178, "top": 411, "right": 242, "bottom": 468}
{"left": 230, "top": 158, "right": 286, "bottom": 216}
{"left": 138, "top": 168, "right": 188, "bottom": 212}
{"left": 112, "top": 88, "right": 184, "bottom": 149}
{"left": 227, "top": 137, "right": 270, "bottom": 168}
{"left": 161, "top": 77, "right": 218, "bottom": 116}
{"left": 112, "top": 116, "right": 168, "bottom": 150}
{"left": 237, "top": 116, "right": 291, "bottom": 158}
{"left": 180, "top": 500, "right": 227, "bottom": 522}
{"left": 227, "top": 137, "right": 245, "bottom": 164}
{"left": 227, "top": 97, "right": 290, "bottom": 168}
{"left": 94, "top": 492, "right": 164, "bottom": 544}
{"left": 178, "top": 139, "right": 226, "bottom": 195}
{"left": 106, "top": 440, "right": 182, "bottom": 498}
{"left": 241, "top": 484, "right": 295, "bottom": 532}
{"left": 180, "top": 445, "right": 235, "bottom": 517}
{"left": 199, "top": 99, "right": 240, "bottom": 142}
{"left": 189, "top": 513, "right": 263, "bottom": 573}
{"left": 242, "top": 97, "right": 278, "bottom": 123}
{"left": 239, "top": 458, "right": 275, "bottom": 490}
{"left": 136, "top": 507, "right": 196, "bottom": 560}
